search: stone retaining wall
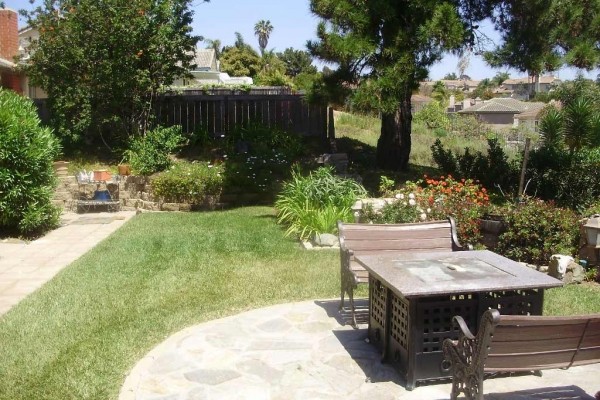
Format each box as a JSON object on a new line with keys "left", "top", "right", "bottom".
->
{"left": 52, "top": 175, "right": 222, "bottom": 212}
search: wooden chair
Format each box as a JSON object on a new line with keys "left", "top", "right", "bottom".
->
{"left": 443, "top": 309, "right": 600, "bottom": 400}
{"left": 337, "top": 216, "right": 469, "bottom": 327}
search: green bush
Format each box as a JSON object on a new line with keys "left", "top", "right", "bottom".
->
{"left": 431, "top": 138, "right": 519, "bottom": 195}
{"left": 224, "top": 122, "right": 304, "bottom": 195}
{"left": 126, "top": 125, "right": 186, "bottom": 175}
{"left": 0, "top": 88, "right": 61, "bottom": 236}
{"left": 275, "top": 167, "right": 367, "bottom": 240}
{"left": 151, "top": 162, "right": 224, "bottom": 205}
{"left": 527, "top": 146, "right": 600, "bottom": 211}
{"left": 496, "top": 198, "right": 580, "bottom": 266}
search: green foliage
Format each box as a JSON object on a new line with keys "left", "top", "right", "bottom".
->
{"left": 254, "top": 68, "right": 294, "bottom": 87}
{"left": 277, "top": 47, "right": 317, "bottom": 77}
{"left": 126, "top": 126, "right": 186, "bottom": 175}
{"left": 496, "top": 198, "right": 580, "bottom": 266}
{"left": 538, "top": 105, "right": 564, "bottom": 148}
{"left": 0, "top": 88, "right": 61, "bottom": 237}
{"left": 443, "top": 72, "right": 458, "bottom": 80}
{"left": 472, "top": 78, "right": 495, "bottom": 100}
{"left": 220, "top": 46, "right": 261, "bottom": 78}
{"left": 413, "top": 101, "right": 450, "bottom": 130}
{"left": 527, "top": 146, "right": 600, "bottom": 211}
{"left": 151, "top": 162, "right": 224, "bottom": 204}
{"left": 23, "top": 0, "right": 199, "bottom": 150}
{"left": 431, "top": 81, "right": 449, "bottom": 103}
{"left": 275, "top": 167, "right": 367, "bottom": 240}
{"left": 431, "top": 138, "right": 519, "bottom": 194}
{"left": 224, "top": 122, "right": 304, "bottom": 195}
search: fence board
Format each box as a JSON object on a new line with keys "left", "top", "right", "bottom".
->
{"left": 33, "top": 89, "right": 328, "bottom": 140}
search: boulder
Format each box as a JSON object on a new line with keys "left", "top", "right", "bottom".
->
{"left": 563, "top": 261, "right": 585, "bottom": 284}
{"left": 313, "top": 233, "right": 339, "bottom": 247}
{"left": 548, "top": 254, "right": 574, "bottom": 279}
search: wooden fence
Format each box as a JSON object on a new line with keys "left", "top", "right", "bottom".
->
{"left": 155, "top": 89, "right": 327, "bottom": 138}
{"left": 34, "top": 88, "right": 329, "bottom": 141}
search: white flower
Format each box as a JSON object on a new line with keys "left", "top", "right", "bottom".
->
{"left": 403, "top": 202, "right": 408, "bottom": 206}
{"left": 408, "top": 193, "right": 415, "bottom": 199}
{"left": 427, "top": 208, "right": 431, "bottom": 213}
{"left": 409, "top": 199, "right": 416, "bottom": 206}
{"left": 420, "top": 213, "right": 427, "bottom": 221}
{"left": 395, "top": 193, "right": 402, "bottom": 199}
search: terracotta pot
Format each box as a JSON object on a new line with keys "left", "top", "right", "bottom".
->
{"left": 93, "top": 170, "right": 111, "bottom": 181}
{"left": 118, "top": 164, "right": 131, "bottom": 176}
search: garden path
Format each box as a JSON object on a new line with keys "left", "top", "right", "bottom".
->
{"left": 120, "top": 299, "right": 600, "bottom": 400}
{"left": 0, "top": 210, "right": 136, "bottom": 315}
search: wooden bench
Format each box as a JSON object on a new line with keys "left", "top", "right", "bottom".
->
{"left": 443, "top": 309, "right": 600, "bottom": 400}
{"left": 337, "top": 217, "right": 469, "bottom": 327}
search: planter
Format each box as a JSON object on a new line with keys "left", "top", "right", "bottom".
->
{"left": 118, "top": 164, "right": 131, "bottom": 176}
{"left": 93, "top": 170, "right": 112, "bottom": 181}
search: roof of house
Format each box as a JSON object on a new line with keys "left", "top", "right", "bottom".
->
{"left": 503, "top": 75, "right": 561, "bottom": 85}
{"left": 192, "top": 48, "right": 217, "bottom": 71}
{"left": 459, "top": 98, "right": 546, "bottom": 114}
{"left": 411, "top": 94, "right": 433, "bottom": 103}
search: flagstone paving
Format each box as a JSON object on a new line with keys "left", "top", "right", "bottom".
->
{"left": 0, "top": 210, "right": 136, "bottom": 315}
{"left": 120, "top": 300, "right": 600, "bottom": 400}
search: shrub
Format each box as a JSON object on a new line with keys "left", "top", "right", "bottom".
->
{"left": 275, "top": 167, "right": 367, "bottom": 240}
{"left": 431, "top": 138, "right": 519, "bottom": 195}
{"left": 364, "top": 175, "right": 489, "bottom": 245}
{"left": 0, "top": 88, "right": 61, "bottom": 236}
{"left": 495, "top": 198, "right": 579, "bottom": 266}
{"left": 151, "top": 162, "right": 224, "bottom": 205}
{"left": 125, "top": 125, "right": 186, "bottom": 175}
{"left": 224, "top": 122, "right": 304, "bottom": 195}
{"left": 527, "top": 146, "right": 600, "bottom": 211}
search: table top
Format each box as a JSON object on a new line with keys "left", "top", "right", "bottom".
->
{"left": 355, "top": 250, "right": 563, "bottom": 298}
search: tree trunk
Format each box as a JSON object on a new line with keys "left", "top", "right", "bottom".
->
{"left": 376, "top": 92, "right": 412, "bottom": 171}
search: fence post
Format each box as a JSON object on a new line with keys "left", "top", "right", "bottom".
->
{"left": 328, "top": 107, "right": 336, "bottom": 152}
{"left": 518, "top": 137, "right": 531, "bottom": 199}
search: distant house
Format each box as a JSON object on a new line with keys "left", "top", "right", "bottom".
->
{"left": 500, "top": 76, "right": 561, "bottom": 100}
{"left": 411, "top": 94, "right": 433, "bottom": 113}
{"left": 458, "top": 97, "right": 546, "bottom": 127}
{"left": 173, "top": 48, "right": 253, "bottom": 87}
{"left": 0, "top": 9, "right": 25, "bottom": 94}
{"left": 421, "top": 79, "right": 481, "bottom": 93}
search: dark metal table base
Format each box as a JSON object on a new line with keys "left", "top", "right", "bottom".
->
{"left": 368, "top": 276, "right": 544, "bottom": 390}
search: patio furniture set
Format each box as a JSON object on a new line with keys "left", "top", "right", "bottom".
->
{"left": 338, "top": 217, "right": 600, "bottom": 397}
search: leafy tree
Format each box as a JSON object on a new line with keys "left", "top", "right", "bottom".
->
{"left": 485, "top": 0, "right": 600, "bottom": 97}
{"left": 443, "top": 72, "right": 458, "bottom": 80}
{"left": 431, "top": 81, "right": 449, "bottom": 103}
{"left": 472, "top": 78, "right": 495, "bottom": 100}
{"left": 277, "top": 47, "right": 317, "bottom": 77}
{"left": 254, "top": 19, "right": 273, "bottom": 56}
{"left": 220, "top": 45, "right": 261, "bottom": 77}
{"left": 491, "top": 71, "right": 510, "bottom": 86}
{"left": 22, "top": 0, "right": 200, "bottom": 153}
{"left": 308, "top": 0, "right": 488, "bottom": 171}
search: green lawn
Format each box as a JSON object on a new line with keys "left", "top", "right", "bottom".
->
{"left": 0, "top": 207, "right": 598, "bottom": 399}
{"left": 0, "top": 207, "right": 339, "bottom": 400}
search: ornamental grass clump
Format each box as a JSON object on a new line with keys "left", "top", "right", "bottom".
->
{"left": 275, "top": 166, "right": 367, "bottom": 240}
{"left": 0, "top": 88, "right": 61, "bottom": 237}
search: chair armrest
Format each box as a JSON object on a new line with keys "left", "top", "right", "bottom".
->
{"left": 448, "top": 216, "right": 472, "bottom": 251}
{"left": 453, "top": 315, "right": 476, "bottom": 340}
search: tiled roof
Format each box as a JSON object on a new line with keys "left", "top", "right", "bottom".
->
{"left": 192, "top": 49, "right": 216, "bottom": 71}
{"left": 459, "top": 98, "right": 546, "bottom": 114}
{"left": 503, "top": 76, "right": 560, "bottom": 85}
{"left": 411, "top": 94, "right": 433, "bottom": 103}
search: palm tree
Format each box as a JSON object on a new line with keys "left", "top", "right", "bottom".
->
{"left": 204, "top": 38, "right": 222, "bottom": 59}
{"left": 564, "top": 98, "right": 594, "bottom": 153}
{"left": 254, "top": 20, "right": 273, "bottom": 56}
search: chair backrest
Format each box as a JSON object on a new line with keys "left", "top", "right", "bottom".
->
{"left": 338, "top": 219, "right": 457, "bottom": 256}
{"left": 485, "top": 313, "right": 600, "bottom": 371}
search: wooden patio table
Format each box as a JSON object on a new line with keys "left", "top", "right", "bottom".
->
{"left": 354, "top": 250, "right": 563, "bottom": 390}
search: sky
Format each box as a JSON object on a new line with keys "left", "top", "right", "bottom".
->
{"left": 4, "top": 0, "right": 599, "bottom": 82}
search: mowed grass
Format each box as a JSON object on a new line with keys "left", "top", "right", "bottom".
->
{"left": 0, "top": 207, "right": 339, "bottom": 400}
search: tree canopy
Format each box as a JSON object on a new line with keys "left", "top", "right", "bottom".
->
{"left": 220, "top": 33, "right": 262, "bottom": 77}
{"left": 22, "top": 0, "right": 201, "bottom": 152}
{"left": 308, "top": 0, "right": 491, "bottom": 170}
{"left": 254, "top": 20, "right": 273, "bottom": 56}
{"left": 277, "top": 48, "right": 317, "bottom": 77}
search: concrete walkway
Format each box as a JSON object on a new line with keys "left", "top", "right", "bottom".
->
{"left": 120, "top": 300, "right": 600, "bottom": 400}
{"left": 0, "top": 210, "right": 136, "bottom": 315}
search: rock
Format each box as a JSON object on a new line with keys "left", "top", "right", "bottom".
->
{"left": 564, "top": 261, "right": 585, "bottom": 284}
{"left": 313, "top": 233, "right": 338, "bottom": 247}
{"left": 548, "top": 254, "right": 574, "bottom": 279}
